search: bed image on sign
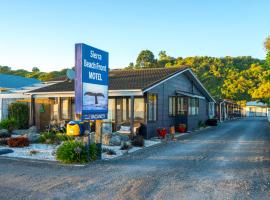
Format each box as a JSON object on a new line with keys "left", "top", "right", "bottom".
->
{"left": 84, "top": 91, "right": 105, "bottom": 104}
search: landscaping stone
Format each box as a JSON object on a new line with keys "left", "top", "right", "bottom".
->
{"left": 0, "top": 130, "right": 11, "bottom": 138}
{"left": 25, "top": 132, "right": 40, "bottom": 143}
{"left": 0, "top": 148, "right": 13, "bottom": 155}
{"left": 109, "top": 135, "right": 121, "bottom": 146}
{"left": 116, "top": 133, "right": 130, "bottom": 142}
{"left": 102, "top": 133, "right": 112, "bottom": 145}
{"left": 25, "top": 126, "right": 38, "bottom": 135}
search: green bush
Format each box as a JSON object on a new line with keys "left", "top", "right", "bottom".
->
{"left": 8, "top": 102, "right": 29, "bottom": 129}
{"left": 39, "top": 132, "right": 72, "bottom": 144}
{"left": 132, "top": 135, "right": 144, "bottom": 147}
{"left": 0, "top": 118, "right": 18, "bottom": 133}
{"left": 56, "top": 140, "right": 98, "bottom": 164}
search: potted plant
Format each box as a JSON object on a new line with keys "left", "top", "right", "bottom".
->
{"left": 178, "top": 124, "right": 186, "bottom": 133}
{"left": 157, "top": 128, "right": 167, "bottom": 138}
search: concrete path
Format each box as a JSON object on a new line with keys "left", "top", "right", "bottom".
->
{"left": 0, "top": 118, "right": 269, "bottom": 200}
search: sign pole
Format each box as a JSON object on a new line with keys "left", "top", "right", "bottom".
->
{"left": 95, "top": 120, "right": 102, "bottom": 159}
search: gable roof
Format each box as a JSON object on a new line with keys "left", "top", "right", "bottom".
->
{"left": 27, "top": 67, "right": 215, "bottom": 102}
{"left": 0, "top": 74, "right": 40, "bottom": 89}
{"left": 29, "top": 67, "right": 188, "bottom": 93}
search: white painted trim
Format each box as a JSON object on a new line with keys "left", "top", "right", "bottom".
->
{"left": 175, "top": 90, "right": 205, "bottom": 99}
{"left": 143, "top": 68, "right": 216, "bottom": 103}
{"left": 187, "top": 69, "right": 216, "bottom": 103}
{"left": 30, "top": 90, "right": 143, "bottom": 98}
{"left": 109, "top": 90, "right": 143, "bottom": 96}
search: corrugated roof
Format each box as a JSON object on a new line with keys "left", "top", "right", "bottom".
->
{"left": 0, "top": 74, "right": 40, "bottom": 89}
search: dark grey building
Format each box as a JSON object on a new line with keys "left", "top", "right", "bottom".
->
{"left": 28, "top": 67, "right": 215, "bottom": 138}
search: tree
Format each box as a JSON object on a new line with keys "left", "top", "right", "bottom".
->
{"left": 32, "top": 67, "right": 40, "bottom": 72}
{"left": 264, "top": 36, "right": 270, "bottom": 51}
{"left": 136, "top": 50, "right": 156, "bottom": 68}
{"left": 127, "top": 62, "right": 135, "bottom": 69}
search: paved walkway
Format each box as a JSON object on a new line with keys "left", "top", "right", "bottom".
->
{"left": 0, "top": 118, "right": 269, "bottom": 200}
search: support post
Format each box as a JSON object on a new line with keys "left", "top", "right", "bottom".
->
{"left": 95, "top": 120, "right": 103, "bottom": 159}
{"left": 30, "top": 95, "right": 35, "bottom": 126}
{"left": 130, "top": 96, "right": 134, "bottom": 136}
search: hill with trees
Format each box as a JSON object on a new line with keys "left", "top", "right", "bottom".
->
{"left": 1, "top": 37, "right": 269, "bottom": 105}
{"left": 127, "top": 37, "right": 270, "bottom": 105}
{"left": 0, "top": 66, "right": 68, "bottom": 81}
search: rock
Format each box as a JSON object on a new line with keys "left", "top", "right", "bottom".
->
{"left": 26, "top": 132, "right": 40, "bottom": 143}
{"left": 23, "top": 126, "right": 38, "bottom": 136}
{"left": 0, "top": 129, "right": 10, "bottom": 138}
{"left": 0, "top": 148, "right": 13, "bottom": 155}
{"left": 28, "top": 126, "right": 37, "bottom": 132}
{"left": 109, "top": 135, "right": 121, "bottom": 146}
{"left": 102, "top": 133, "right": 112, "bottom": 145}
{"left": 116, "top": 133, "right": 130, "bottom": 142}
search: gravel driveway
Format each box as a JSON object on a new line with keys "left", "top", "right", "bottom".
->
{"left": 0, "top": 118, "right": 269, "bottom": 200}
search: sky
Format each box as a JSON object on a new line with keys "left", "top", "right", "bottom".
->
{"left": 0, "top": 0, "right": 269, "bottom": 72}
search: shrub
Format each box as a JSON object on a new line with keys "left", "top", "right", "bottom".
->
{"left": 0, "top": 138, "right": 9, "bottom": 145}
{"left": 0, "top": 132, "right": 11, "bottom": 138}
{"left": 102, "top": 148, "right": 116, "bottom": 155}
{"left": 88, "top": 143, "right": 98, "bottom": 160}
{"left": 8, "top": 102, "right": 29, "bottom": 129}
{"left": 132, "top": 135, "right": 144, "bottom": 147}
{"left": 198, "top": 121, "right": 206, "bottom": 128}
{"left": 56, "top": 141, "right": 98, "bottom": 163}
{"left": 0, "top": 118, "right": 18, "bottom": 133}
{"left": 120, "top": 141, "right": 131, "bottom": 150}
{"left": 7, "top": 137, "right": 29, "bottom": 147}
{"left": 39, "top": 132, "right": 72, "bottom": 144}
{"left": 206, "top": 119, "right": 218, "bottom": 126}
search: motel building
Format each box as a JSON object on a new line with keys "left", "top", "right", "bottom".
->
{"left": 26, "top": 67, "right": 216, "bottom": 139}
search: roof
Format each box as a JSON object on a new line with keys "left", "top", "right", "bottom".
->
{"left": 0, "top": 74, "right": 40, "bottom": 89}
{"left": 109, "top": 67, "right": 188, "bottom": 90}
{"left": 27, "top": 67, "right": 215, "bottom": 102}
{"left": 246, "top": 101, "right": 268, "bottom": 107}
{"left": 47, "top": 76, "right": 67, "bottom": 82}
{"left": 29, "top": 67, "right": 188, "bottom": 93}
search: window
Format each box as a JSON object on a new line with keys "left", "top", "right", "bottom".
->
{"left": 148, "top": 94, "right": 157, "bottom": 121}
{"left": 61, "top": 98, "right": 69, "bottom": 119}
{"left": 108, "top": 98, "right": 116, "bottom": 121}
{"left": 177, "top": 97, "right": 188, "bottom": 115}
{"left": 208, "top": 102, "right": 215, "bottom": 118}
{"left": 188, "top": 98, "right": 199, "bottom": 115}
{"left": 52, "top": 98, "right": 59, "bottom": 120}
{"left": 134, "top": 98, "right": 145, "bottom": 121}
{"left": 71, "top": 98, "right": 75, "bottom": 120}
{"left": 169, "top": 97, "right": 176, "bottom": 116}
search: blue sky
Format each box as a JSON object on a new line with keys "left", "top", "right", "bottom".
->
{"left": 0, "top": 0, "right": 269, "bottom": 72}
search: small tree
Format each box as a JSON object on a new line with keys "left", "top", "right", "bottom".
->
{"left": 8, "top": 102, "right": 29, "bottom": 129}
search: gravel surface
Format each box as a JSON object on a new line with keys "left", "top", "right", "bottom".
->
{"left": 0, "top": 118, "right": 269, "bottom": 200}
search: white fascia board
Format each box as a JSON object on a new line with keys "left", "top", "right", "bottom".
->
{"left": 185, "top": 69, "right": 216, "bottom": 103}
{"left": 31, "top": 90, "right": 143, "bottom": 98}
{"left": 0, "top": 93, "right": 30, "bottom": 98}
{"left": 142, "top": 68, "right": 215, "bottom": 103}
{"left": 32, "top": 92, "right": 75, "bottom": 98}
{"left": 109, "top": 90, "right": 143, "bottom": 97}
{"left": 143, "top": 68, "right": 189, "bottom": 93}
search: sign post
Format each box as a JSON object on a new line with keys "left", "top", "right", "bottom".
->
{"left": 75, "top": 43, "right": 109, "bottom": 159}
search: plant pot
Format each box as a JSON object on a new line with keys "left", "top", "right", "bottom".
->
{"left": 157, "top": 129, "right": 167, "bottom": 138}
{"left": 178, "top": 127, "right": 186, "bottom": 133}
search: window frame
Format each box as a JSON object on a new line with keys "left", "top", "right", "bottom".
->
{"left": 147, "top": 93, "right": 158, "bottom": 122}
